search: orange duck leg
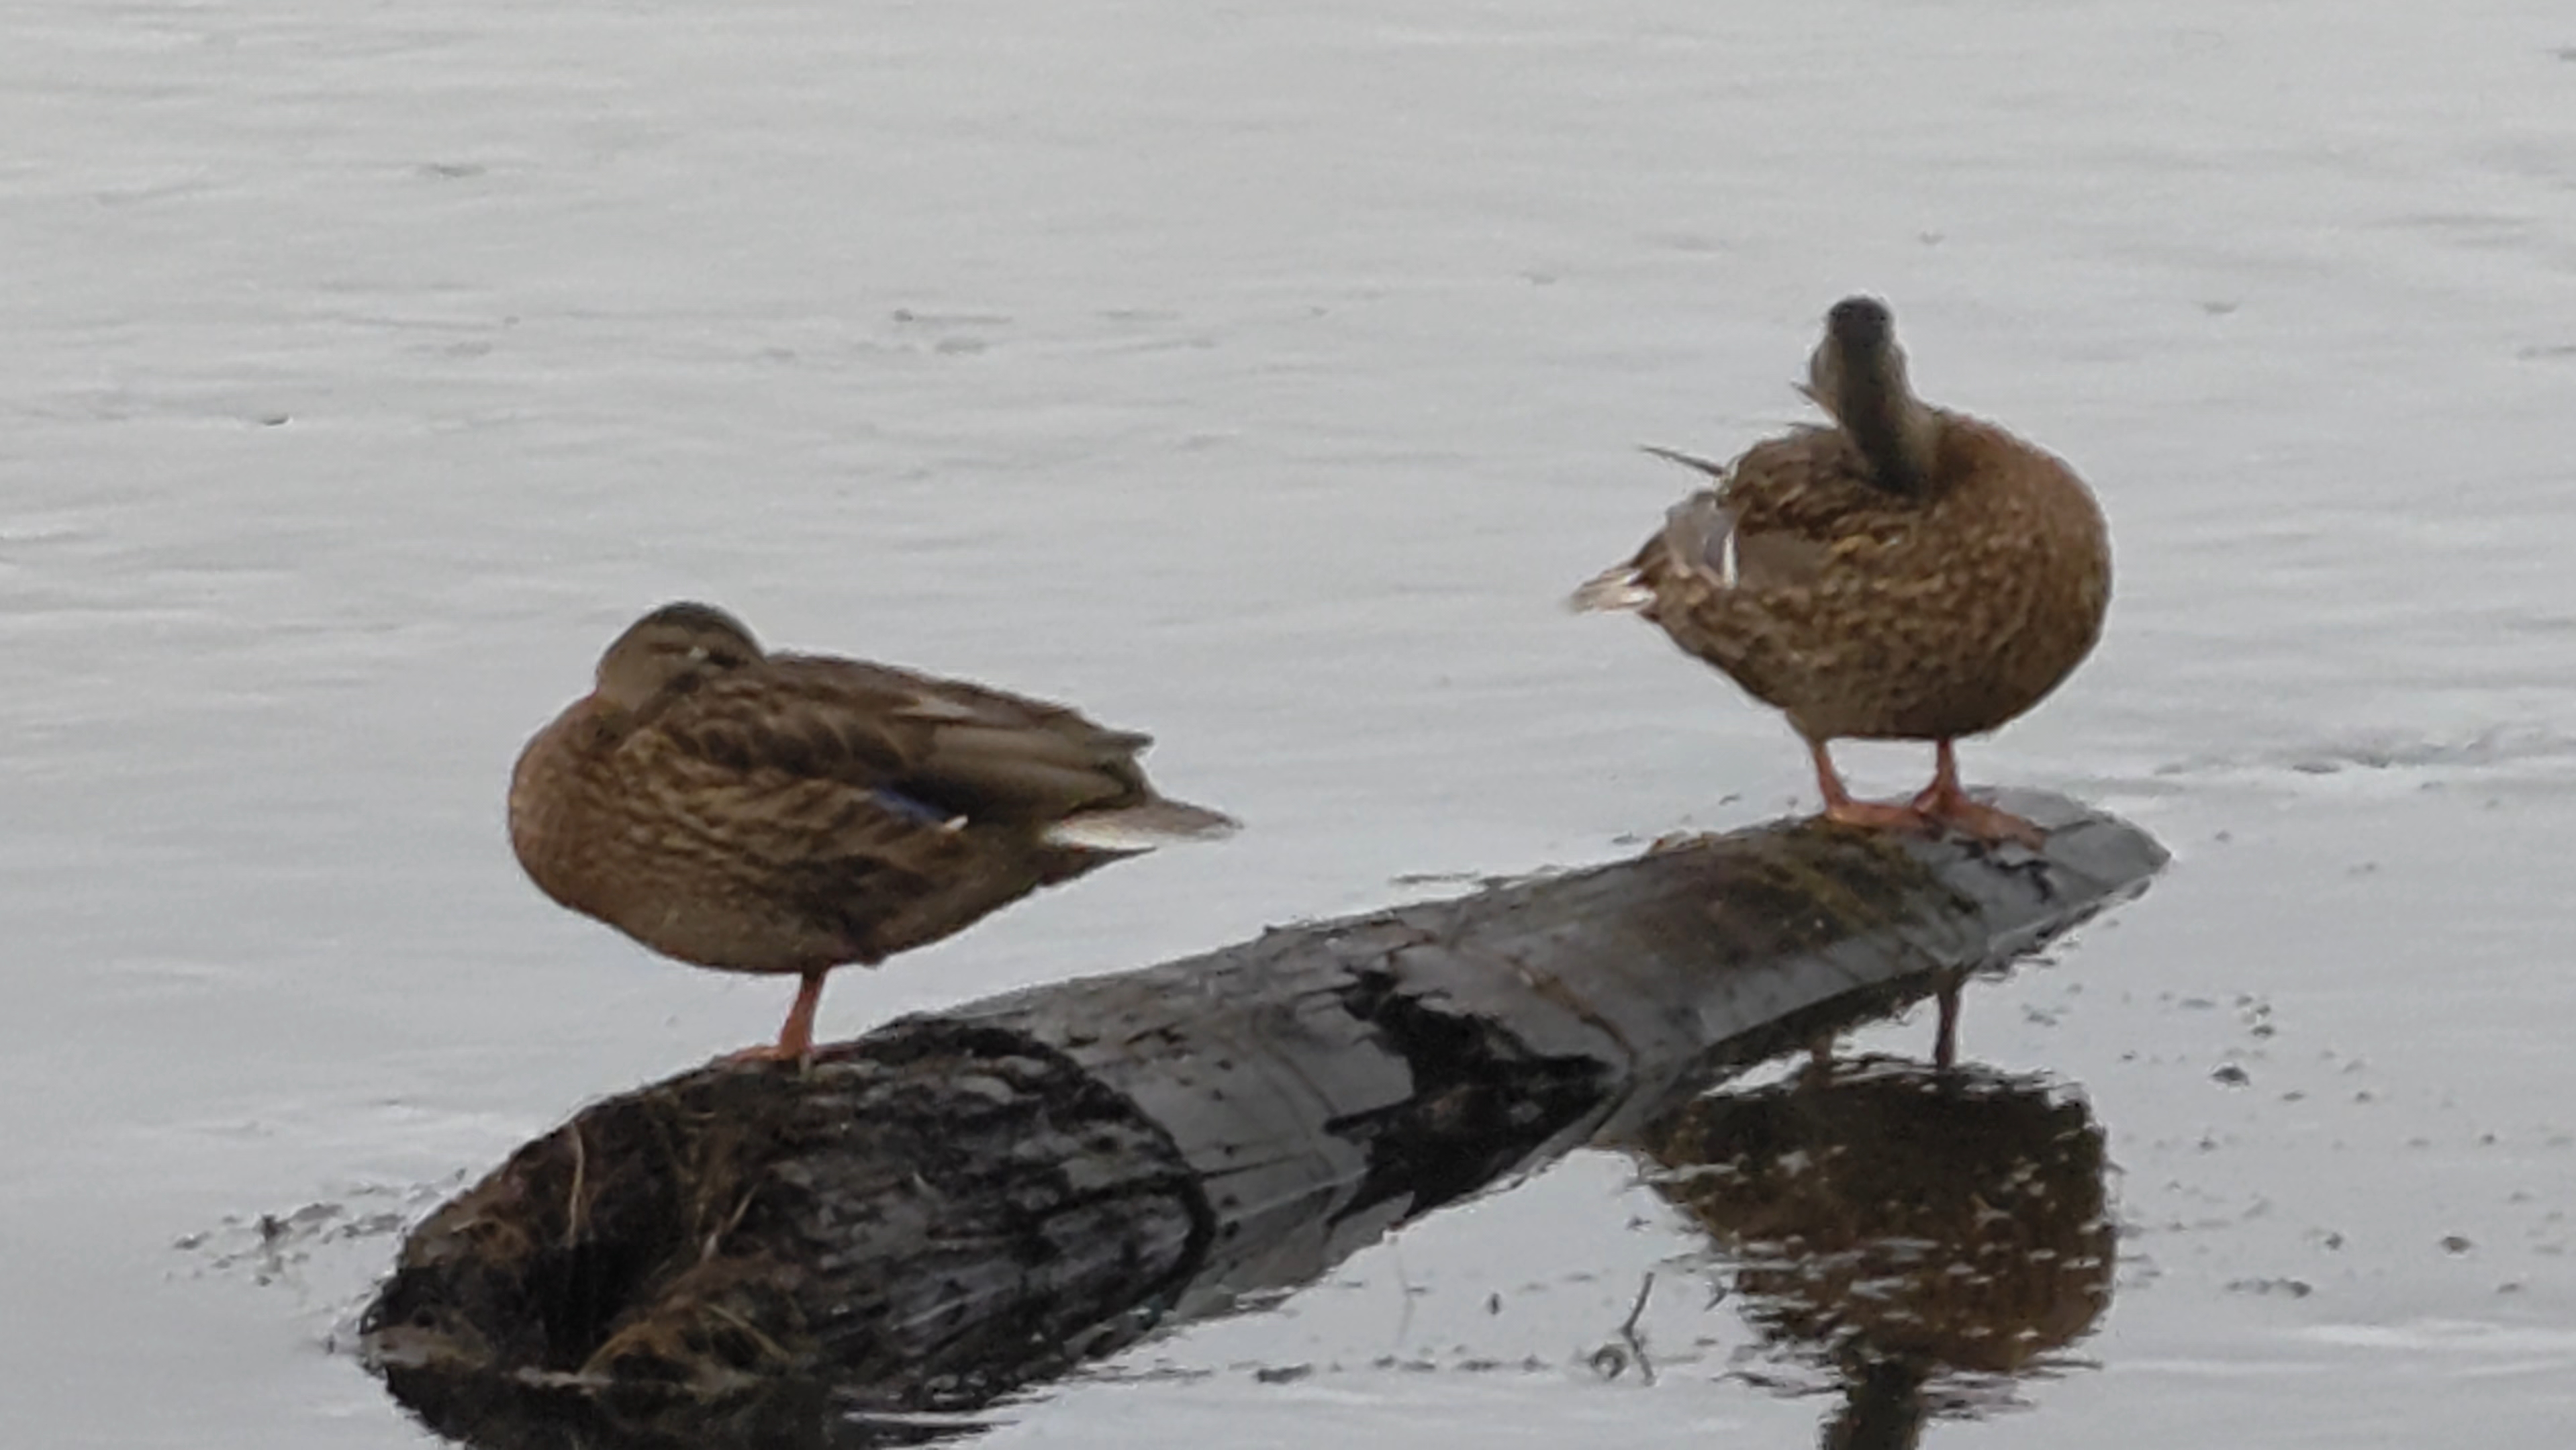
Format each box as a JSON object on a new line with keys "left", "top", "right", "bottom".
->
{"left": 1906, "top": 741, "right": 2046, "bottom": 848}
{"left": 720, "top": 969, "right": 831, "bottom": 1066}
{"left": 1809, "top": 739, "right": 2046, "bottom": 849}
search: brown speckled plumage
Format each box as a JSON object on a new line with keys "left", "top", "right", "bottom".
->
{"left": 509, "top": 601, "right": 1233, "bottom": 1059}
{"left": 1576, "top": 297, "right": 2110, "bottom": 842}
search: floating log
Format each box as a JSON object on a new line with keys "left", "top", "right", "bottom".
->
{"left": 363, "top": 789, "right": 2164, "bottom": 1447}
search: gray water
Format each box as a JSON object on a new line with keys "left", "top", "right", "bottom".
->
{"left": 5, "top": 1, "right": 2574, "bottom": 1444}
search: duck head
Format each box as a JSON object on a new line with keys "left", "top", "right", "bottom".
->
{"left": 1804, "top": 295, "right": 1940, "bottom": 496}
{"left": 595, "top": 601, "right": 764, "bottom": 712}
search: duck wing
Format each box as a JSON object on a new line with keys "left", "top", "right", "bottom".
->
{"left": 1684, "top": 429, "right": 1906, "bottom": 592}
{"left": 1574, "top": 431, "right": 1872, "bottom": 612}
{"left": 647, "top": 656, "right": 1157, "bottom": 828}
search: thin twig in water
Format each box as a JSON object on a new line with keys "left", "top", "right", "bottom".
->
{"left": 1619, "top": 1271, "right": 1657, "bottom": 1386}
{"left": 1586, "top": 1270, "right": 1660, "bottom": 1384}
{"left": 1390, "top": 1246, "right": 1417, "bottom": 1352}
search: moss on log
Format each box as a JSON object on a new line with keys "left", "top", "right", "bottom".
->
{"left": 365, "top": 789, "right": 2164, "bottom": 1446}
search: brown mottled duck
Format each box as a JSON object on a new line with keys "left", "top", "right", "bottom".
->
{"left": 1574, "top": 297, "right": 2109, "bottom": 844}
{"left": 509, "top": 601, "right": 1235, "bottom": 1062}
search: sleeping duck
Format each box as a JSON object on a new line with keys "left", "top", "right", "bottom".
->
{"left": 508, "top": 601, "right": 1233, "bottom": 1061}
{"left": 1575, "top": 297, "right": 2109, "bottom": 845}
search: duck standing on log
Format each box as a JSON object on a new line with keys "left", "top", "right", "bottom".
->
{"left": 1574, "top": 297, "right": 2110, "bottom": 845}
{"left": 508, "top": 601, "right": 1235, "bottom": 1062}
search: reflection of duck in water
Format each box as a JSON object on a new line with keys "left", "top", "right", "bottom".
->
{"left": 1638, "top": 1056, "right": 2113, "bottom": 1447}
{"left": 1574, "top": 297, "right": 2111, "bottom": 847}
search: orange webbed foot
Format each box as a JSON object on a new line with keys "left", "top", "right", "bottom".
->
{"left": 714, "top": 1041, "right": 811, "bottom": 1071}
{"left": 1927, "top": 796, "right": 2047, "bottom": 849}
{"left": 1819, "top": 797, "right": 1938, "bottom": 835}
{"left": 1907, "top": 781, "right": 2047, "bottom": 849}
{"left": 1901, "top": 741, "right": 2050, "bottom": 849}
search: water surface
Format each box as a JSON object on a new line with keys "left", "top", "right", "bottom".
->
{"left": 4, "top": 1, "right": 2573, "bottom": 1444}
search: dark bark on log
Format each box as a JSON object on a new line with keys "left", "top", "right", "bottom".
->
{"left": 364, "top": 789, "right": 2164, "bottom": 1447}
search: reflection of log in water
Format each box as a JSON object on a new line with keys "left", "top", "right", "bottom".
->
{"left": 364, "top": 791, "right": 2160, "bottom": 1448}
{"left": 1640, "top": 1057, "right": 2115, "bottom": 1449}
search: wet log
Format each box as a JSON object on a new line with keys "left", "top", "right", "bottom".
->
{"left": 363, "top": 789, "right": 2164, "bottom": 1447}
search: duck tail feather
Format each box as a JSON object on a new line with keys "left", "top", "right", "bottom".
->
{"left": 1043, "top": 796, "right": 1239, "bottom": 851}
{"left": 1568, "top": 563, "right": 1655, "bottom": 614}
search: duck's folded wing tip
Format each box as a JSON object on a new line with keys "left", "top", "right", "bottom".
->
{"left": 1568, "top": 566, "right": 1655, "bottom": 614}
{"left": 1043, "top": 797, "right": 1240, "bottom": 851}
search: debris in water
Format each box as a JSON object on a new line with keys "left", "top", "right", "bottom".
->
{"left": 2224, "top": 1277, "right": 2313, "bottom": 1298}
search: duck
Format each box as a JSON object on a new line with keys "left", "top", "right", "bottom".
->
{"left": 1573, "top": 297, "right": 2109, "bottom": 845}
{"left": 508, "top": 601, "right": 1235, "bottom": 1062}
